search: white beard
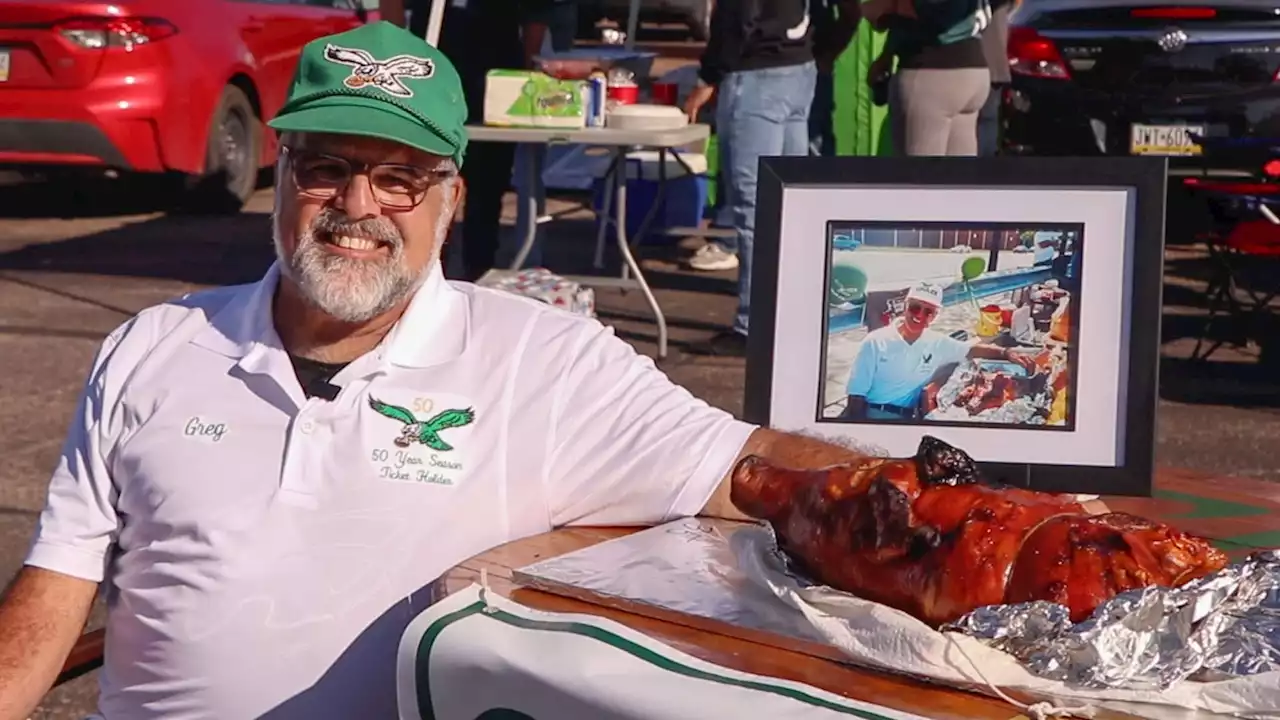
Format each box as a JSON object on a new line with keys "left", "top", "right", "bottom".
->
{"left": 272, "top": 203, "right": 452, "bottom": 324}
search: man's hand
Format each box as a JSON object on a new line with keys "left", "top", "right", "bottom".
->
{"left": 683, "top": 82, "right": 716, "bottom": 124}
{"left": 921, "top": 384, "right": 940, "bottom": 413}
{"left": 868, "top": 52, "right": 894, "bottom": 85}
{"left": 0, "top": 567, "right": 98, "bottom": 720}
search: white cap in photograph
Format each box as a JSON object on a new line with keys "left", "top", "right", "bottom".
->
{"left": 905, "top": 282, "right": 944, "bottom": 308}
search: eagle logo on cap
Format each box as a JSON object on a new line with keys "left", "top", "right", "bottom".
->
{"left": 323, "top": 44, "right": 435, "bottom": 98}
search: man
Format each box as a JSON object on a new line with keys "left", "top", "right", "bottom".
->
{"left": 0, "top": 22, "right": 875, "bottom": 719}
{"left": 839, "top": 282, "right": 1034, "bottom": 421}
{"left": 434, "top": 0, "right": 531, "bottom": 281}
{"left": 683, "top": 0, "right": 819, "bottom": 357}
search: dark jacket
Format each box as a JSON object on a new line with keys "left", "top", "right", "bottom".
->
{"left": 698, "top": 0, "right": 815, "bottom": 86}
{"left": 886, "top": 0, "right": 1014, "bottom": 70}
{"left": 811, "top": 0, "right": 862, "bottom": 71}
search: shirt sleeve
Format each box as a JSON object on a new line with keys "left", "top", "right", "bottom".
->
{"left": 24, "top": 321, "right": 134, "bottom": 583}
{"left": 698, "top": 0, "right": 747, "bottom": 86}
{"left": 542, "top": 319, "right": 758, "bottom": 528}
{"left": 937, "top": 334, "right": 973, "bottom": 368}
{"left": 845, "top": 338, "right": 878, "bottom": 397}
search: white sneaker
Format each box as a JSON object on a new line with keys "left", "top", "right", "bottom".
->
{"left": 687, "top": 243, "right": 739, "bottom": 272}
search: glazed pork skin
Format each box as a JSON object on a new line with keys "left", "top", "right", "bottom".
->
{"left": 730, "top": 438, "right": 1229, "bottom": 627}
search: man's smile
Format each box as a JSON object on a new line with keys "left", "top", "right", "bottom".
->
{"left": 316, "top": 229, "right": 394, "bottom": 259}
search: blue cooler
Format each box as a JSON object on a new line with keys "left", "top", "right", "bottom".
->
{"left": 592, "top": 150, "right": 709, "bottom": 246}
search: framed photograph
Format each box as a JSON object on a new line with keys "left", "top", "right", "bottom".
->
{"left": 743, "top": 157, "right": 1167, "bottom": 497}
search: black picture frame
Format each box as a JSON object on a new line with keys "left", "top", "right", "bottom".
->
{"left": 743, "top": 156, "right": 1167, "bottom": 497}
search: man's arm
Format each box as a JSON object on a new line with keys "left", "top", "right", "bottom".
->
{"left": 0, "top": 568, "right": 99, "bottom": 719}
{"left": 0, "top": 321, "right": 132, "bottom": 716}
{"left": 697, "top": 0, "right": 746, "bottom": 88}
{"left": 967, "top": 342, "right": 1036, "bottom": 371}
{"left": 700, "top": 428, "right": 875, "bottom": 520}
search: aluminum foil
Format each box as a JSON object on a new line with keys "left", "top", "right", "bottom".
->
{"left": 943, "top": 549, "right": 1280, "bottom": 691}
{"left": 513, "top": 518, "right": 834, "bottom": 648}
{"left": 926, "top": 359, "right": 1053, "bottom": 425}
{"left": 512, "top": 519, "right": 1280, "bottom": 718}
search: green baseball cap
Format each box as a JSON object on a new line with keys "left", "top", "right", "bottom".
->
{"left": 268, "top": 21, "right": 468, "bottom": 167}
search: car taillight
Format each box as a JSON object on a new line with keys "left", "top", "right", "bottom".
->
{"left": 1130, "top": 7, "right": 1216, "bottom": 19}
{"left": 1008, "top": 27, "right": 1070, "bottom": 80}
{"left": 56, "top": 17, "right": 178, "bottom": 51}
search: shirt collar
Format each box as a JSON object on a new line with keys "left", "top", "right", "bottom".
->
{"left": 190, "top": 260, "right": 468, "bottom": 371}
{"left": 381, "top": 260, "right": 468, "bottom": 369}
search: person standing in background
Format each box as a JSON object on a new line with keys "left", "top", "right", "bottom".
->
{"left": 683, "top": 0, "right": 818, "bottom": 357}
{"left": 977, "top": 0, "right": 1012, "bottom": 156}
{"left": 863, "top": 0, "right": 993, "bottom": 156}
{"left": 809, "top": 0, "right": 863, "bottom": 156}
{"left": 433, "top": 0, "right": 575, "bottom": 281}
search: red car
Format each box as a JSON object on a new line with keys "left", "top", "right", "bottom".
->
{"left": 0, "top": 1, "right": 379, "bottom": 212}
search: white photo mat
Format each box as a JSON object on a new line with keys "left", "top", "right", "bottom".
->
{"left": 768, "top": 186, "right": 1137, "bottom": 467}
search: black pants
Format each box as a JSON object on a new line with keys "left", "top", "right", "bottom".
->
{"left": 437, "top": 2, "right": 578, "bottom": 281}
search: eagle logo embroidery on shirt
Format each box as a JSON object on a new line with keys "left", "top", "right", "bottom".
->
{"left": 368, "top": 397, "right": 474, "bottom": 450}
{"left": 323, "top": 44, "right": 435, "bottom": 98}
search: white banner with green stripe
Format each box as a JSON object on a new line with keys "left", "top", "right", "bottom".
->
{"left": 396, "top": 583, "right": 934, "bottom": 720}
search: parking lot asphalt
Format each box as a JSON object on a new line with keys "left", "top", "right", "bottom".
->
{"left": 1, "top": 176, "right": 1278, "bottom": 717}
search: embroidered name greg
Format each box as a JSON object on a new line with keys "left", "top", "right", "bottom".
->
{"left": 184, "top": 417, "right": 227, "bottom": 443}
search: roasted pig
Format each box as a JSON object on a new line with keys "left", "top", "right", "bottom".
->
{"left": 955, "top": 370, "right": 1019, "bottom": 414}
{"left": 730, "top": 437, "right": 1229, "bottom": 627}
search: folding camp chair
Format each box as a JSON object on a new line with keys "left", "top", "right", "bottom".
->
{"left": 1183, "top": 178, "right": 1280, "bottom": 362}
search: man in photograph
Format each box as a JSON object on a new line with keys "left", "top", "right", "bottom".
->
{"left": 838, "top": 282, "right": 1035, "bottom": 421}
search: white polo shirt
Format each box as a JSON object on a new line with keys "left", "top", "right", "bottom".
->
{"left": 25, "top": 262, "right": 757, "bottom": 720}
{"left": 845, "top": 323, "right": 971, "bottom": 408}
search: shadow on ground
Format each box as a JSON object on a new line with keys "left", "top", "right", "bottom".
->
{"left": 0, "top": 210, "right": 277, "bottom": 287}
{"left": 0, "top": 171, "right": 277, "bottom": 220}
{"left": 4, "top": 181, "right": 1279, "bottom": 407}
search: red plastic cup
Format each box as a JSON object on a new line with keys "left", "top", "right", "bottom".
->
{"left": 608, "top": 83, "right": 638, "bottom": 106}
{"left": 650, "top": 82, "right": 678, "bottom": 105}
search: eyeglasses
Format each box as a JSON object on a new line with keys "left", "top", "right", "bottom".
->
{"left": 283, "top": 146, "right": 456, "bottom": 211}
{"left": 906, "top": 302, "right": 938, "bottom": 319}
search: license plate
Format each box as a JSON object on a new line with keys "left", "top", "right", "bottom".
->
{"left": 1130, "top": 123, "right": 1205, "bottom": 156}
{"left": 0, "top": 50, "right": 9, "bottom": 83}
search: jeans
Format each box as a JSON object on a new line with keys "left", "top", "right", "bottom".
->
{"left": 716, "top": 61, "right": 818, "bottom": 335}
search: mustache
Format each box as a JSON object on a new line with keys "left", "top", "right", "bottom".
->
{"left": 308, "top": 209, "right": 402, "bottom": 246}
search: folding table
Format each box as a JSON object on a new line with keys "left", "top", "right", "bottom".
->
{"left": 466, "top": 123, "right": 711, "bottom": 360}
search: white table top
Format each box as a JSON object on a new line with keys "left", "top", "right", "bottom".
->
{"left": 465, "top": 123, "right": 710, "bottom": 148}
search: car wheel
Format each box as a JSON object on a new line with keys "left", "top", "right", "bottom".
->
{"left": 184, "top": 85, "right": 261, "bottom": 215}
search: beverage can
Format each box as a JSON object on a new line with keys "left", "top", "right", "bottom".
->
{"left": 585, "top": 75, "right": 607, "bottom": 127}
